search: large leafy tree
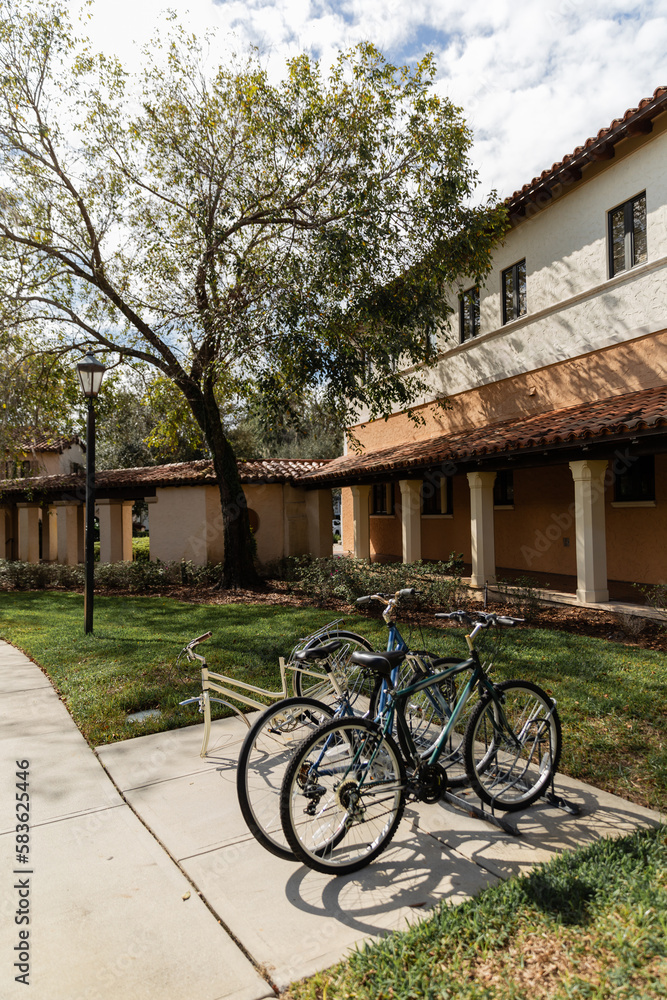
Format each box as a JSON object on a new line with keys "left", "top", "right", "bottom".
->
{"left": 0, "top": 1, "right": 507, "bottom": 587}
{"left": 0, "top": 333, "right": 81, "bottom": 467}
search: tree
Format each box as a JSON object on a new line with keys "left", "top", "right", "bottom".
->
{"left": 0, "top": 1, "right": 508, "bottom": 587}
{"left": 93, "top": 373, "right": 209, "bottom": 470}
{"left": 0, "top": 334, "right": 81, "bottom": 468}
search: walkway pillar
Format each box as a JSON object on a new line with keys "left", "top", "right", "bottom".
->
{"left": 350, "top": 485, "right": 371, "bottom": 560}
{"left": 41, "top": 505, "right": 58, "bottom": 562}
{"left": 17, "top": 503, "right": 40, "bottom": 563}
{"left": 97, "top": 499, "right": 134, "bottom": 563}
{"left": 399, "top": 480, "right": 422, "bottom": 564}
{"left": 305, "top": 489, "right": 333, "bottom": 559}
{"left": 467, "top": 471, "right": 497, "bottom": 587}
{"left": 569, "top": 459, "right": 609, "bottom": 603}
{"left": 56, "top": 502, "right": 84, "bottom": 565}
{"left": 0, "top": 505, "right": 15, "bottom": 560}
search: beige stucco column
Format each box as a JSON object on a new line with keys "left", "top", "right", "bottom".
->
{"left": 0, "top": 505, "right": 15, "bottom": 560}
{"left": 467, "top": 471, "right": 497, "bottom": 587}
{"left": 569, "top": 459, "right": 609, "bottom": 603}
{"left": 305, "top": 489, "right": 334, "bottom": 559}
{"left": 350, "top": 485, "right": 371, "bottom": 560}
{"left": 41, "top": 505, "right": 58, "bottom": 562}
{"left": 17, "top": 503, "right": 40, "bottom": 563}
{"left": 97, "top": 499, "right": 134, "bottom": 563}
{"left": 56, "top": 502, "right": 84, "bottom": 565}
{"left": 399, "top": 479, "right": 422, "bottom": 564}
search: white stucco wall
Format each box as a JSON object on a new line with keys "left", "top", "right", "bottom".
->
{"left": 360, "top": 116, "right": 667, "bottom": 419}
{"left": 149, "top": 485, "right": 225, "bottom": 565}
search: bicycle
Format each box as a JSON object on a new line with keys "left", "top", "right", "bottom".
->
{"left": 279, "top": 612, "right": 562, "bottom": 875}
{"left": 353, "top": 592, "right": 481, "bottom": 787}
{"left": 236, "top": 587, "right": 467, "bottom": 860}
{"left": 178, "top": 622, "right": 373, "bottom": 756}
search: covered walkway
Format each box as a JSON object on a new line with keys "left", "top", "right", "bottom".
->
{"left": 302, "top": 385, "right": 667, "bottom": 605}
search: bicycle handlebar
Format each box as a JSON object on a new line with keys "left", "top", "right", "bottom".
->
{"left": 355, "top": 588, "right": 418, "bottom": 606}
{"left": 435, "top": 610, "right": 524, "bottom": 627}
{"left": 187, "top": 631, "right": 213, "bottom": 647}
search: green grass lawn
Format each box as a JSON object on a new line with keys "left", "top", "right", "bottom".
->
{"left": 0, "top": 590, "right": 665, "bottom": 810}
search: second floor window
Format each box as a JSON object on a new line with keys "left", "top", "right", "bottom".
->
{"left": 460, "top": 287, "right": 480, "bottom": 342}
{"left": 502, "top": 259, "right": 526, "bottom": 324}
{"left": 608, "top": 192, "right": 647, "bottom": 277}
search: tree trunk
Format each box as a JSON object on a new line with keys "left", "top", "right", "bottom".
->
{"left": 183, "top": 379, "right": 261, "bottom": 589}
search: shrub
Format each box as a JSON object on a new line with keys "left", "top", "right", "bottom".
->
{"left": 132, "top": 537, "right": 151, "bottom": 562}
{"left": 268, "top": 554, "right": 465, "bottom": 609}
{"left": 634, "top": 582, "right": 667, "bottom": 628}
{"left": 0, "top": 558, "right": 224, "bottom": 593}
{"left": 493, "top": 574, "right": 548, "bottom": 617}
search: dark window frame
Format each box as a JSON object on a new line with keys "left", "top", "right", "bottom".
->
{"left": 501, "top": 259, "right": 527, "bottom": 324}
{"left": 371, "top": 482, "right": 394, "bottom": 515}
{"left": 613, "top": 454, "right": 655, "bottom": 503}
{"left": 608, "top": 191, "right": 647, "bottom": 278}
{"left": 493, "top": 470, "right": 515, "bottom": 507}
{"left": 459, "top": 286, "right": 480, "bottom": 342}
{"left": 421, "top": 472, "right": 453, "bottom": 515}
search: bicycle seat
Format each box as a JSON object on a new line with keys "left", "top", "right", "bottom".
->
{"left": 349, "top": 649, "right": 407, "bottom": 680}
{"left": 293, "top": 639, "right": 344, "bottom": 662}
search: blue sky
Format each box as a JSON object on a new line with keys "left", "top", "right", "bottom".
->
{"left": 80, "top": 0, "right": 667, "bottom": 199}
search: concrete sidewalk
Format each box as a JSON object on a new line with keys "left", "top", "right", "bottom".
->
{"left": 1, "top": 639, "right": 663, "bottom": 999}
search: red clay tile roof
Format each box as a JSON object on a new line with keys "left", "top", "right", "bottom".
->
{"left": 302, "top": 386, "right": 667, "bottom": 484}
{"left": 0, "top": 457, "right": 332, "bottom": 496}
{"left": 11, "top": 435, "right": 84, "bottom": 454}
{"left": 507, "top": 87, "right": 667, "bottom": 214}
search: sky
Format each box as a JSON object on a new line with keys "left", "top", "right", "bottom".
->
{"left": 76, "top": 0, "right": 667, "bottom": 200}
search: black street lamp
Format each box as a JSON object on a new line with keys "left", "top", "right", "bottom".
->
{"left": 76, "top": 352, "right": 106, "bottom": 634}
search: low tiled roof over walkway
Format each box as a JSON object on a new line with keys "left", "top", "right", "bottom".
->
{"left": 301, "top": 385, "right": 667, "bottom": 485}
{"left": 0, "top": 457, "right": 332, "bottom": 501}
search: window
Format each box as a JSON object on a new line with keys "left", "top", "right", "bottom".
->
{"left": 608, "top": 192, "right": 647, "bottom": 277}
{"left": 502, "top": 259, "right": 526, "bottom": 324}
{"left": 421, "top": 472, "right": 453, "bottom": 515}
{"left": 494, "top": 470, "right": 514, "bottom": 506}
{"left": 371, "top": 483, "right": 394, "bottom": 515}
{"left": 613, "top": 454, "right": 655, "bottom": 503}
{"left": 460, "top": 287, "right": 480, "bottom": 342}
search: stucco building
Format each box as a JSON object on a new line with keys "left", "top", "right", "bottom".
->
{"left": 300, "top": 87, "right": 667, "bottom": 603}
{"left": 0, "top": 459, "right": 334, "bottom": 567}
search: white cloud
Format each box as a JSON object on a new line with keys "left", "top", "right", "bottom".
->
{"left": 75, "top": 0, "right": 667, "bottom": 199}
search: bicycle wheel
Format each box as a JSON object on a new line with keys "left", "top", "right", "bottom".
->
{"left": 236, "top": 697, "right": 335, "bottom": 860}
{"left": 464, "top": 680, "right": 562, "bottom": 812}
{"left": 280, "top": 717, "right": 406, "bottom": 876}
{"left": 291, "top": 630, "right": 374, "bottom": 704}
{"left": 398, "top": 657, "right": 476, "bottom": 788}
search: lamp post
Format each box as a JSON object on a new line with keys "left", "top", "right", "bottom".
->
{"left": 76, "top": 352, "right": 106, "bottom": 634}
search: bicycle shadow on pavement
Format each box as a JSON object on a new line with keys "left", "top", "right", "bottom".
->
{"left": 415, "top": 773, "right": 663, "bottom": 880}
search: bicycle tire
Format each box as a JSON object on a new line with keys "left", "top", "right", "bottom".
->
{"left": 463, "top": 680, "right": 562, "bottom": 812}
{"left": 280, "top": 716, "right": 406, "bottom": 876}
{"left": 291, "top": 630, "right": 374, "bottom": 704}
{"left": 236, "top": 697, "right": 335, "bottom": 860}
{"left": 398, "top": 656, "right": 476, "bottom": 788}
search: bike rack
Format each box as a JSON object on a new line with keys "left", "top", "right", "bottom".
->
{"left": 440, "top": 768, "right": 581, "bottom": 836}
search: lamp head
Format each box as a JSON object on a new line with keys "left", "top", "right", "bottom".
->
{"left": 76, "top": 352, "right": 106, "bottom": 398}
